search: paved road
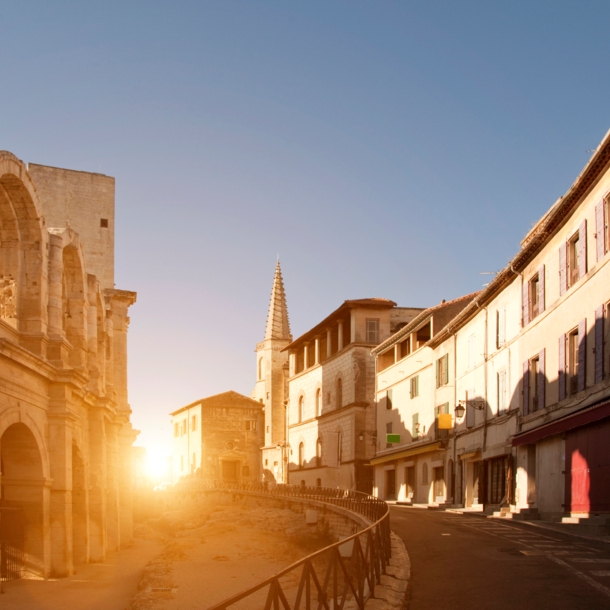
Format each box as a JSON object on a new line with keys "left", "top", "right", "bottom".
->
{"left": 390, "top": 506, "right": 610, "bottom": 610}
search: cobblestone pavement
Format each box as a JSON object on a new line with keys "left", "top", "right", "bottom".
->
{"left": 390, "top": 506, "right": 610, "bottom": 610}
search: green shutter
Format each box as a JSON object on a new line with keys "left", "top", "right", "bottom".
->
{"left": 443, "top": 354, "right": 449, "bottom": 385}
{"left": 444, "top": 402, "right": 449, "bottom": 414}
{"left": 435, "top": 359, "right": 440, "bottom": 388}
{"left": 412, "top": 413, "right": 419, "bottom": 439}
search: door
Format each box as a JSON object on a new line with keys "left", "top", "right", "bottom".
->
{"left": 406, "top": 467, "right": 415, "bottom": 500}
{"left": 486, "top": 457, "right": 507, "bottom": 505}
{"left": 433, "top": 466, "right": 444, "bottom": 501}
{"left": 385, "top": 469, "right": 396, "bottom": 500}
{"left": 566, "top": 419, "right": 610, "bottom": 512}
{"left": 221, "top": 460, "right": 239, "bottom": 483}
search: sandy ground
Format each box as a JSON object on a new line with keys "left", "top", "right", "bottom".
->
{"left": 2, "top": 503, "right": 326, "bottom": 610}
{"left": 1, "top": 537, "right": 161, "bottom": 610}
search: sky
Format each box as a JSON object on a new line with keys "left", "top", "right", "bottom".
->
{"left": 1, "top": 1, "right": 609, "bottom": 463}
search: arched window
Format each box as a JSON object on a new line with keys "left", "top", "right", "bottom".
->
{"left": 316, "top": 478, "right": 322, "bottom": 487}
{"left": 298, "top": 396, "right": 304, "bottom": 423}
{"left": 316, "top": 438, "right": 322, "bottom": 467}
{"left": 258, "top": 357, "right": 263, "bottom": 380}
{"left": 299, "top": 442, "right": 305, "bottom": 468}
{"left": 336, "top": 378, "right": 343, "bottom": 409}
{"left": 315, "top": 388, "right": 321, "bottom": 416}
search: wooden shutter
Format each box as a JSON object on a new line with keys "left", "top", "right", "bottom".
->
{"left": 538, "top": 348, "right": 545, "bottom": 410}
{"left": 435, "top": 359, "right": 440, "bottom": 388}
{"left": 443, "top": 402, "right": 449, "bottom": 414}
{"left": 466, "top": 391, "right": 475, "bottom": 428}
{"left": 412, "top": 413, "right": 419, "bottom": 439}
{"left": 409, "top": 378, "right": 413, "bottom": 398}
{"left": 596, "top": 200, "right": 606, "bottom": 262}
{"left": 538, "top": 265, "right": 545, "bottom": 314}
{"left": 578, "top": 318, "right": 586, "bottom": 392}
{"left": 499, "top": 309, "right": 506, "bottom": 347}
{"left": 595, "top": 305, "right": 604, "bottom": 384}
{"left": 578, "top": 220, "right": 587, "bottom": 279}
{"left": 443, "top": 354, "right": 449, "bottom": 385}
{"left": 559, "top": 243, "right": 567, "bottom": 296}
{"left": 522, "top": 360, "right": 530, "bottom": 415}
{"left": 522, "top": 279, "right": 530, "bottom": 326}
{"left": 558, "top": 334, "right": 566, "bottom": 401}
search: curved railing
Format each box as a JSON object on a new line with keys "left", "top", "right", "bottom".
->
{"left": 179, "top": 482, "right": 391, "bottom": 610}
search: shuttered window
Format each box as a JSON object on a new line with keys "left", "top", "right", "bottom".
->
{"left": 578, "top": 220, "right": 587, "bottom": 280}
{"left": 496, "top": 308, "right": 506, "bottom": 348}
{"left": 522, "top": 360, "right": 530, "bottom": 415}
{"left": 436, "top": 354, "right": 449, "bottom": 387}
{"left": 465, "top": 389, "right": 476, "bottom": 428}
{"left": 558, "top": 333, "right": 567, "bottom": 401}
{"left": 596, "top": 199, "right": 606, "bottom": 262}
{"left": 497, "top": 370, "right": 507, "bottom": 414}
{"left": 595, "top": 305, "right": 604, "bottom": 384}
{"left": 538, "top": 348, "right": 546, "bottom": 411}
{"left": 578, "top": 318, "right": 586, "bottom": 393}
{"left": 559, "top": 242, "right": 568, "bottom": 296}
{"left": 412, "top": 412, "right": 419, "bottom": 440}
{"left": 522, "top": 279, "right": 530, "bottom": 326}
{"left": 410, "top": 375, "right": 419, "bottom": 398}
{"left": 538, "top": 265, "right": 545, "bottom": 314}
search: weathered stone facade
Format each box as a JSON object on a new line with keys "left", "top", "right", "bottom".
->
{"left": 286, "top": 299, "right": 423, "bottom": 491}
{"left": 171, "top": 391, "right": 264, "bottom": 485}
{"left": 0, "top": 153, "right": 136, "bottom": 578}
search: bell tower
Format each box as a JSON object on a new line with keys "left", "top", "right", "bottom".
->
{"left": 251, "top": 260, "right": 291, "bottom": 483}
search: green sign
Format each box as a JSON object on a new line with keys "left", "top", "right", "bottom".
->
{"left": 386, "top": 434, "right": 401, "bottom": 444}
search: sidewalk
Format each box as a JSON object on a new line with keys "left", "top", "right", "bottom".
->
{"left": 1, "top": 538, "right": 161, "bottom": 610}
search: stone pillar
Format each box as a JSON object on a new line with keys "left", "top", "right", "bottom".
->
{"left": 88, "top": 408, "right": 107, "bottom": 562}
{"left": 394, "top": 345, "right": 399, "bottom": 363}
{"left": 48, "top": 404, "right": 74, "bottom": 577}
{"left": 314, "top": 336, "right": 320, "bottom": 365}
{"left": 338, "top": 321, "right": 344, "bottom": 352}
{"left": 289, "top": 351, "right": 295, "bottom": 377}
{"left": 47, "top": 235, "right": 64, "bottom": 337}
{"left": 106, "top": 424, "right": 120, "bottom": 552}
{"left": 303, "top": 343, "right": 309, "bottom": 371}
{"left": 327, "top": 329, "right": 332, "bottom": 358}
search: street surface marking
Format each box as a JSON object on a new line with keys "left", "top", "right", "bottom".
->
{"left": 520, "top": 550, "right": 545, "bottom": 556}
{"left": 441, "top": 533, "right": 451, "bottom": 536}
{"left": 548, "top": 555, "right": 610, "bottom": 599}
{"left": 571, "top": 558, "right": 610, "bottom": 564}
{"left": 590, "top": 571, "right": 610, "bottom": 577}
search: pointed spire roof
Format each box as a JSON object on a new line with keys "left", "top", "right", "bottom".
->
{"left": 264, "top": 260, "right": 292, "bottom": 341}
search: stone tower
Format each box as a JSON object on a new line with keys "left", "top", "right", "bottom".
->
{"left": 251, "top": 261, "right": 291, "bottom": 483}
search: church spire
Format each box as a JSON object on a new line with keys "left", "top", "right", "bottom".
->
{"left": 264, "top": 260, "right": 291, "bottom": 341}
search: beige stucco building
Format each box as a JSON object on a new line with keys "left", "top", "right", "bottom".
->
{"left": 285, "top": 299, "right": 423, "bottom": 492}
{"left": 0, "top": 153, "right": 137, "bottom": 578}
{"left": 372, "top": 129, "right": 610, "bottom": 523}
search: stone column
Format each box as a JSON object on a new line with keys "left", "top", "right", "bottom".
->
{"left": 338, "top": 321, "right": 344, "bottom": 352}
{"left": 47, "top": 403, "right": 74, "bottom": 577}
{"left": 289, "top": 351, "right": 295, "bottom": 377}
{"left": 314, "top": 336, "right": 320, "bottom": 365}
{"left": 326, "top": 329, "right": 332, "bottom": 358}
{"left": 88, "top": 408, "right": 107, "bottom": 562}
{"left": 394, "top": 345, "right": 400, "bottom": 363}
{"left": 47, "top": 234, "right": 64, "bottom": 337}
{"left": 303, "top": 343, "right": 309, "bottom": 371}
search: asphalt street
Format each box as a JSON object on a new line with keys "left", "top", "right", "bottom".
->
{"left": 390, "top": 506, "right": 610, "bottom": 610}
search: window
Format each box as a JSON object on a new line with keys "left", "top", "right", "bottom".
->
{"left": 523, "top": 267, "right": 545, "bottom": 326}
{"left": 497, "top": 370, "right": 507, "bottom": 414}
{"left": 174, "top": 422, "right": 179, "bottom": 437}
{"left": 245, "top": 420, "right": 256, "bottom": 431}
{"left": 465, "top": 390, "right": 475, "bottom": 428}
{"left": 595, "top": 196, "right": 609, "bottom": 262}
{"left": 336, "top": 378, "right": 343, "bottom": 409}
{"left": 412, "top": 413, "right": 419, "bottom": 440}
{"left": 400, "top": 336, "right": 411, "bottom": 358}
{"left": 100, "top": 218, "right": 108, "bottom": 228}
{"left": 298, "top": 442, "right": 305, "bottom": 468}
{"left": 416, "top": 322, "right": 431, "bottom": 348}
{"left": 316, "top": 478, "right": 322, "bottom": 487}
{"left": 386, "top": 389, "right": 393, "bottom": 410}
{"left": 594, "top": 302, "right": 608, "bottom": 384}
{"left": 258, "top": 357, "right": 263, "bottom": 380}
{"left": 568, "top": 232, "right": 580, "bottom": 288}
{"left": 496, "top": 309, "right": 506, "bottom": 349}
{"left": 530, "top": 274, "right": 539, "bottom": 319}
{"left": 298, "top": 395, "right": 304, "bottom": 422}
{"left": 386, "top": 422, "right": 393, "bottom": 449}
{"left": 530, "top": 356, "right": 539, "bottom": 412}
{"left": 366, "top": 318, "right": 380, "bottom": 343}
{"left": 385, "top": 469, "right": 396, "bottom": 500}
{"left": 434, "top": 403, "right": 450, "bottom": 439}
{"left": 436, "top": 354, "right": 449, "bottom": 388}
{"left": 191, "top": 415, "right": 197, "bottom": 432}
{"left": 410, "top": 375, "right": 419, "bottom": 398}
{"left": 181, "top": 420, "right": 187, "bottom": 436}
{"left": 316, "top": 438, "right": 322, "bottom": 467}
{"left": 568, "top": 328, "right": 580, "bottom": 395}
{"left": 561, "top": 222, "right": 587, "bottom": 295}
{"left": 315, "top": 388, "right": 321, "bottom": 417}
{"left": 265, "top": 459, "right": 268, "bottom": 466}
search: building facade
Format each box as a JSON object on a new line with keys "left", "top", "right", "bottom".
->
{"left": 286, "top": 299, "right": 423, "bottom": 491}
{"left": 170, "top": 391, "right": 264, "bottom": 486}
{"left": 0, "top": 153, "right": 137, "bottom": 578}
{"left": 372, "top": 129, "right": 610, "bottom": 522}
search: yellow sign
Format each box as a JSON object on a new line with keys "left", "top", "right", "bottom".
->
{"left": 437, "top": 413, "right": 453, "bottom": 429}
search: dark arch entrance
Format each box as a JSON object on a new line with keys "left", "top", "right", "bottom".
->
{"left": 0, "top": 423, "right": 46, "bottom": 577}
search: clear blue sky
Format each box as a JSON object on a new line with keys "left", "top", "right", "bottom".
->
{"left": 1, "top": 1, "right": 608, "bottom": 459}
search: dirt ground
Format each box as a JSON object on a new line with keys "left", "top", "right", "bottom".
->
{"left": 2, "top": 503, "right": 325, "bottom": 610}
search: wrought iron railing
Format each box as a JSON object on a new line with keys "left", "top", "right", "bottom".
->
{"left": 183, "top": 482, "right": 391, "bottom": 610}
{"left": 0, "top": 501, "right": 24, "bottom": 591}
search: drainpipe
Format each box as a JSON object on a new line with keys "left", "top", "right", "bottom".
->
{"left": 483, "top": 305, "right": 489, "bottom": 453}
{"left": 452, "top": 332, "right": 458, "bottom": 504}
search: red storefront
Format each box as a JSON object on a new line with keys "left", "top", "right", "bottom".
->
{"left": 513, "top": 400, "right": 610, "bottom": 513}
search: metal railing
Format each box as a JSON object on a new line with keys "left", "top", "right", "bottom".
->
{"left": 0, "top": 501, "right": 24, "bottom": 591}
{"left": 186, "top": 482, "right": 391, "bottom": 610}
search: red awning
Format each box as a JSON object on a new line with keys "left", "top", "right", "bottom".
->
{"left": 512, "top": 399, "right": 610, "bottom": 447}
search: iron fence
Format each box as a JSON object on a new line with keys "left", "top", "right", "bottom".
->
{"left": 0, "top": 501, "right": 24, "bottom": 590}
{"left": 193, "top": 482, "right": 391, "bottom": 610}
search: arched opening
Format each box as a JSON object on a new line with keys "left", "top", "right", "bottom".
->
{"left": 0, "top": 423, "right": 46, "bottom": 577}
{"left": 315, "top": 388, "right": 321, "bottom": 417}
{"left": 72, "top": 444, "right": 88, "bottom": 565}
{"left": 258, "top": 357, "right": 263, "bottom": 381}
{"left": 298, "top": 395, "right": 304, "bottom": 423}
{"left": 316, "top": 478, "right": 322, "bottom": 487}
{"left": 298, "top": 442, "right": 305, "bottom": 468}
{"left": 336, "top": 378, "right": 343, "bottom": 409}
{"left": 316, "top": 438, "right": 322, "bottom": 467}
